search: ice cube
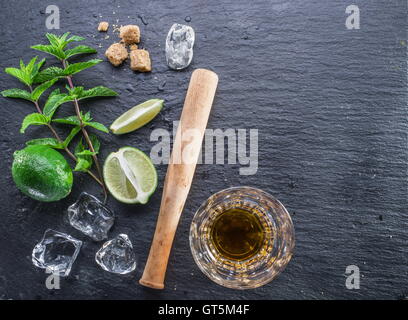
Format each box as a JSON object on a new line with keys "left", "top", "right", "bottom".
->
{"left": 67, "top": 192, "right": 115, "bottom": 241}
{"left": 95, "top": 234, "right": 137, "bottom": 274}
{"left": 165, "top": 23, "right": 195, "bottom": 70}
{"left": 32, "top": 229, "right": 82, "bottom": 277}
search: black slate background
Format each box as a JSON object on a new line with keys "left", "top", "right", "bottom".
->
{"left": 0, "top": 0, "right": 406, "bottom": 300}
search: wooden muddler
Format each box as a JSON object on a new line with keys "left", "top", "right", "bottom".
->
{"left": 139, "top": 69, "right": 218, "bottom": 289}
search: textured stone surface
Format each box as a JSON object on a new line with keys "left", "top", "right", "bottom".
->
{"left": 0, "top": 0, "right": 406, "bottom": 300}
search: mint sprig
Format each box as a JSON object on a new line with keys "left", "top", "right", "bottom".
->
{"left": 1, "top": 32, "right": 118, "bottom": 199}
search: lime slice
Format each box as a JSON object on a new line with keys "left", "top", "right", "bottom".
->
{"left": 103, "top": 147, "right": 157, "bottom": 204}
{"left": 110, "top": 99, "right": 164, "bottom": 134}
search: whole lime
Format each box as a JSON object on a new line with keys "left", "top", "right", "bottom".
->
{"left": 12, "top": 145, "right": 73, "bottom": 202}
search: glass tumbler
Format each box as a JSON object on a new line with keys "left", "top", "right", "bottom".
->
{"left": 189, "top": 186, "right": 295, "bottom": 289}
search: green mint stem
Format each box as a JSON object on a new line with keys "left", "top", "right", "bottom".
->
{"left": 62, "top": 60, "right": 108, "bottom": 201}
{"left": 29, "top": 87, "right": 103, "bottom": 187}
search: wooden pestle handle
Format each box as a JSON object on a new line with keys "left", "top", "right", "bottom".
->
{"left": 139, "top": 69, "right": 219, "bottom": 289}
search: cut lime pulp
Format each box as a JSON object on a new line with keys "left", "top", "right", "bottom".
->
{"left": 103, "top": 147, "right": 157, "bottom": 204}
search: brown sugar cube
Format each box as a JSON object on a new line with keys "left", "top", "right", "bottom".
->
{"left": 129, "top": 44, "right": 138, "bottom": 51}
{"left": 119, "top": 25, "right": 140, "bottom": 44}
{"left": 98, "top": 21, "right": 109, "bottom": 32}
{"left": 105, "top": 43, "right": 128, "bottom": 66}
{"left": 130, "top": 49, "right": 151, "bottom": 72}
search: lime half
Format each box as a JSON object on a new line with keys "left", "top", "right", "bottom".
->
{"left": 103, "top": 147, "right": 157, "bottom": 204}
{"left": 110, "top": 99, "right": 164, "bottom": 135}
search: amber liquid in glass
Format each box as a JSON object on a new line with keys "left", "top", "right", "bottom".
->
{"left": 210, "top": 208, "right": 265, "bottom": 261}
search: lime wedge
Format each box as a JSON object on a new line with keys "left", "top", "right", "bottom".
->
{"left": 103, "top": 147, "right": 157, "bottom": 204}
{"left": 110, "top": 99, "right": 164, "bottom": 134}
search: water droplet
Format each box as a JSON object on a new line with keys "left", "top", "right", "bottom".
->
{"left": 138, "top": 14, "right": 148, "bottom": 25}
{"left": 158, "top": 80, "right": 166, "bottom": 91}
{"left": 185, "top": 16, "right": 192, "bottom": 22}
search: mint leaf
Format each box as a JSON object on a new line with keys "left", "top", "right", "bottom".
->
{"left": 54, "top": 112, "right": 95, "bottom": 126}
{"left": 26, "top": 137, "right": 63, "bottom": 149}
{"left": 74, "top": 138, "right": 93, "bottom": 172}
{"left": 59, "top": 32, "right": 71, "bottom": 46}
{"left": 74, "top": 137, "right": 85, "bottom": 154}
{"left": 53, "top": 115, "right": 81, "bottom": 126}
{"left": 63, "top": 59, "right": 102, "bottom": 76}
{"left": 4, "top": 57, "right": 46, "bottom": 86}
{"left": 43, "top": 90, "right": 73, "bottom": 118}
{"left": 25, "top": 57, "right": 37, "bottom": 71}
{"left": 63, "top": 126, "right": 81, "bottom": 147}
{"left": 65, "top": 45, "right": 96, "bottom": 59}
{"left": 85, "top": 121, "right": 109, "bottom": 133}
{"left": 89, "top": 134, "right": 101, "bottom": 153}
{"left": 76, "top": 150, "right": 96, "bottom": 156}
{"left": 31, "top": 44, "right": 66, "bottom": 60}
{"left": 45, "top": 33, "right": 61, "bottom": 47}
{"left": 66, "top": 86, "right": 117, "bottom": 101}
{"left": 20, "top": 113, "right": 49, "bottom": 133}
{"left": 22, "top": 57, "right": 46, "bottom": 84}
{"left": 30, "top": 79, "right": 58, "bottom": 101}
{"left": 33, "top": 66, "right": 65, "bottom": 83}
{"left": 29, "top": 58, "right": 46, "bottom": 83}
{"left": 4, "top": 67, "right": 30, "bottom": 86}
{"left": 77, "top": 86, "right": 118, "bottom": 100}
{"left": 43, "top": 89, "right": 62, "bottom": 116}
{"left": 44, "top": 33, "right": 84, "bottom": 50}
{"left": 66, "top": 35, "right": 85, "bottom": 44}
{"left": 1, "top": 88, "right": 33, "bottom": 101}
{"left": 74, "top": 157, "right": 92, "bottom": 172}
{"left": 66, "top": 86, "right": 85, "bottom": 99}
{"left": 34, "top": 60, "right": 103, "bottom": 81}
{"left": 80, "top": 111, "right": 92, "bottom": 122}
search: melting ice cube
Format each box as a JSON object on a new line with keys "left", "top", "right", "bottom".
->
{"left": 95, "top": 234, "right": 137, "bottom": 274}
{"left": 165, "top": 23, "right": 195, "bottom": 70}
{"left": 32, "top": 229, "right": 82, "bottom": 277}
{"left": 67, "top": 192, "right": 115, "bottom": 241}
